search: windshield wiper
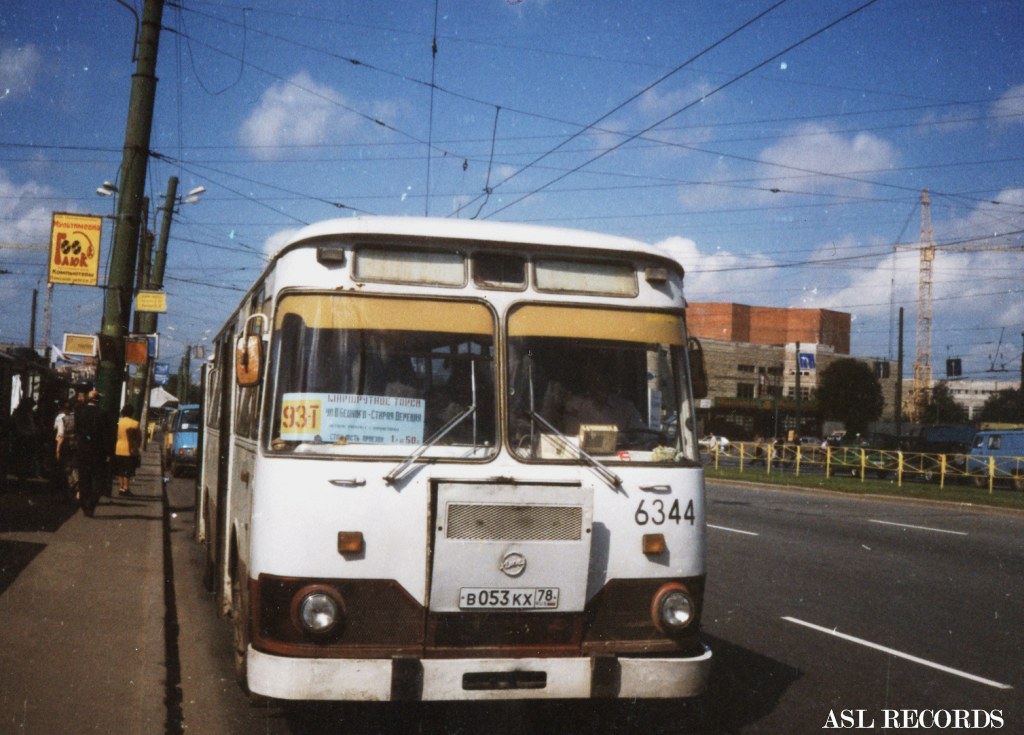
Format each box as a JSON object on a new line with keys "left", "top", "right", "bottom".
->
{"left": 384, "top": 403, "right": 476, "bottom": 485}
{"left": 528, "top": 410, "right": 622, "bottom": 491}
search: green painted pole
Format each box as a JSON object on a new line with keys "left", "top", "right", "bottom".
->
{"left": 95, "top": 0, "right": 164, "bottom": 415}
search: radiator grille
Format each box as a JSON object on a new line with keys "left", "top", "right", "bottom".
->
{"left": 446, "top": 503, "right": 583, "bottom": 541}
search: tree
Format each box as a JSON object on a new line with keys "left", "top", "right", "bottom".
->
{"left": 921, "top": 381, "right": 968, "bottom": 424}
{"left": 816, "top": 358, "right": 884, "bottom": 435}
{"left": 978, "top": 388, "right": 1023, "bottom": 424}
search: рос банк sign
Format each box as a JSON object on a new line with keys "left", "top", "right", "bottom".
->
{"left": 48, "top": 212, "right": 103, "bottom": 286}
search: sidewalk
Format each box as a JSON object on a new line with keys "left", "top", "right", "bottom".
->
{"left": 0, "top": 443, "right": 168, "bottom": 734}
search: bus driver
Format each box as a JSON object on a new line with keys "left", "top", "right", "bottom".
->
{"left": 542, "top": 360, "right": 644, "bottom": 436}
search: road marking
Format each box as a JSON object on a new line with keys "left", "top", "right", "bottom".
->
{"left": 869, "top": 519, "right": 967, "bottom": 536}
{"left": 707, "top": 524, "right": 759, "bottom": 536}
{"left": 782, "top": 616, "right": 1012, "bottom": 690}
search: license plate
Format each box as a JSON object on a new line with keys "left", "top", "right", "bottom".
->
{"left": 459, "top": 587, "right": 560, "bottom": 610}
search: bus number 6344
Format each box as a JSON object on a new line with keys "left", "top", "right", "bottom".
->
{"left": 635, "top": 498, "right": 695, "bottom": 526}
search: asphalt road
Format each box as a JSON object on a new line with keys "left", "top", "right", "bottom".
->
{"left": 165, "top": 475, "right": 1023, "bottom": 733}
{"left": 701, "top": 481, "right": 1022, "bottom": 732}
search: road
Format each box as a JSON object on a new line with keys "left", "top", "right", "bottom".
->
{"left": 701, "top": 481, "right": 1021, "bottom": 732}
{"left": 164, "top": 475, "right": 1022, "bottom": 733}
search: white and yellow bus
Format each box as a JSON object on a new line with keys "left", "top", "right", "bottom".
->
{"left": 196, "top": 216, "right": 711, "bottom": 702}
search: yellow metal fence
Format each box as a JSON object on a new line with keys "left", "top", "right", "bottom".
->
{"left": 702, "top": 442, "right": 1024, "bottom": 494}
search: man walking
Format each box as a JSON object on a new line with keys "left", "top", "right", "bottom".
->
{"left": 74, "top": 390, "right": 115, "bottom": 517}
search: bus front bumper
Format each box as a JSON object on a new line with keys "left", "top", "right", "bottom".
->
{"left": 246, "top": 645, "right": 711, "bottom": 701}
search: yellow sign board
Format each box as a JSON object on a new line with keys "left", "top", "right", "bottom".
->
{"left": 49, "top": 213, "right": 103, "bottom": 286}
{"left": 135, "top": 290, "right": 167, "bottom": 313}
{"left": 62, "top": 333, "right": 98, "bottom": 357}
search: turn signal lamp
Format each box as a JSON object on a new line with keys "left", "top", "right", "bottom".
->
{"left": 642, "top": 533, "right": 667, "bottom": 555}
{"left": 337, "top": 531, "right": 365, "bottom": 554}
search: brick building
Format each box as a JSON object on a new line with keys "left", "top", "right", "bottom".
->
{"left": 687, "top": 303, "right": 898, "bottom": 439}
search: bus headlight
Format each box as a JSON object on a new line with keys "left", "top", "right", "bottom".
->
{"left": 295, "top": 587, "right": 345, "bottom": 637}
{"left": 652, "top": 583, "right": 695, "bottom": 634}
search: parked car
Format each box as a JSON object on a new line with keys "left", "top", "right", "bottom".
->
{"left": 831, "top": 432, "right": 900, "bottom": 478}
{"left": 907, "top": 424, "right": 976, "bottom": 482}
{"left": 699, "top": 434, "right": 730, "bottom": 451}
{"left": 165, "top": 403, "right": 200, "bottom": 477}
{"left": 965, "top": 429, "right": 1024, "bottom": 491}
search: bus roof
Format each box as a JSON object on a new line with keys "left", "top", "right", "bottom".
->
{"left": 281, "top": 216, "right": 676, "bottom": 264}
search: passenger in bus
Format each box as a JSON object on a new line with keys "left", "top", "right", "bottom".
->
{"left": 383, "top": 356, "right": 420, "bottom": 399}
{"left": 542, "top": 362, "right": 643, "bottom": 436}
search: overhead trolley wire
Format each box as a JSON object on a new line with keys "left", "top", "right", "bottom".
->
{"left": 477, "top": 0, "right": 886, "bottom": 219}
{"left": 452, "top": 0, "right": 793, "bottom": 218}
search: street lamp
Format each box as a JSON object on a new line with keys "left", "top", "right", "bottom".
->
{"left": 181, "top": 185, "right": 205, "bottom": 205}
{"left": 96, "top": 181, "right": 118, "bottom": 197}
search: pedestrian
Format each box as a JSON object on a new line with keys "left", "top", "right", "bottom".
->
{"left": 53, "top": 400, "right": 79, "bottom": 501}
{"left": 11, "top": 396, "right": 40, "bottom": 481}
{"left": 73, "top": 390, "right": 115, "bottom": 517}
{"left": 113, "top": 405, "right": 142, "bottom": 497}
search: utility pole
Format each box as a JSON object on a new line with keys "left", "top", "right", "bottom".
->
{"left": 138, "top": 176, "right": 176, "bottom": 337}
{"left": 895, "top": 308, "right": 904, "bottom": 444}
{"left": 95, "top": 0, "right": 164, "bottom": 416}
{"left": 29, "top": 289, "right": 37, "bottom": 351}
{"left": 183, "top": 344, "right": 192, "bottom": 404}
{"left": 794, "top": 342, "right": 802, "bottom": 437}
{"left": 135, "top": 176, "right": 177, "bottom": 440}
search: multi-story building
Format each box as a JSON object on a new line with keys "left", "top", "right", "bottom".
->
{"left": 943, "top": 379, "right": 1020, "bottom": 421}
{"left": 688, "top": 303, "right": 899, "bottom": 439}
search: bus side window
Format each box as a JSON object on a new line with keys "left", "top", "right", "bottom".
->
{"left": 687, "top": 337, "right": 708, "bottom": 399}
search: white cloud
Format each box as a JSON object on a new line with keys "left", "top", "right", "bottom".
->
{"left": 638, "top": 79, "right": 715, "bottom": 119}
{"left": 654, "top": 234, "right": 787, "bottom": 301}
{"left": 990, "top": 83, "right": 1024, "bottom": 127}
{"left": 239, "top": 72, "right": 358, "bottom": 158}
{"left": 0, "top": 44, "right": 42, "bottom": 101}
{"left": 755, "top": 123, "right": 898, "bottom": 197}
{"left": 946, "top": 187, "right": 1024, "bottom": 241}
{"left": 0, "top": 168, "right": 54, "bottom": 243}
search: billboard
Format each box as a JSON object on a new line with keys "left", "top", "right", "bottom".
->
{"left": 49, "top": 212, "right": 103, "bottom": 286}
{"left": 62, "top": 333, "right": 98, "bottom": 357}
{"left": 135, "top": 290, "right": 167, "bottom": 313}
{"left": 153, "top": 362, "right": 170, "bottom": 386}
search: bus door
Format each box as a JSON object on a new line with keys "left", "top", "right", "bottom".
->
{"left": 214, "top": 329, "right": 234, "bottom": 613}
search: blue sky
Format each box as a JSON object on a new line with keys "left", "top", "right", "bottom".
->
{"left": 1, "top": 0, "right": 1022, "bottom": 382}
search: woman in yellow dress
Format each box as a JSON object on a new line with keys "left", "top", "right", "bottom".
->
{"left": 113, "top": 405, "right": 142, "bottom": 497}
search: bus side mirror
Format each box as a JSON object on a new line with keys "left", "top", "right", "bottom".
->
{"left": 236, "top": 313, "right": 268, "bottom": 387}
{"left": 688, "top": 337, "right": 708, "bottom": 399}
{"left": 236, "top": 335, "right": 262, "bottom": 387}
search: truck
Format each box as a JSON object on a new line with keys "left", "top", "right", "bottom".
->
{"left": 965, "top": 429, "right": 1024, "bottom": 491}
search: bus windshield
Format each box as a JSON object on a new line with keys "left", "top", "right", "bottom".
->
{"left": 507, "top": 304, "right": 699, "bottom": 464}
{"left": 266, "top": 293, "right": 496, "bottom": 458}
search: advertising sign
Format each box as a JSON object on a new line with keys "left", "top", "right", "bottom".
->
{"left": 153, "top": 362, "right": 170, "bottom": 385}
{"left": 125, "top": 337, "right": 149, "bottom": 365}
{"left": 135, "top": 290, "right": 167, "bottom": 313}
{"left": 62, "top": 333, "right": 98, "bottom": 357}
{"left": 49, "top": 213, "right": 103, "bottom": 286}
